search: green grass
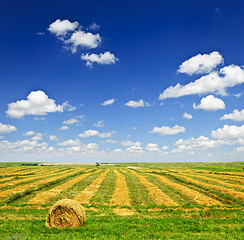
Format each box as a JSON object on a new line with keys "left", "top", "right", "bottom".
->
{"left": 0, "top": 207, "right": 243, "bottom": 240}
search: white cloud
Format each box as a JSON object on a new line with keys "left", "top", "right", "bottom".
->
{"left": 162, "top": 146, "right": 169, "bottom": 150}
{"left": 49, "top": 135, "right": 58, "bottom": 141}
{"left": 31, "top": 133, "right": 43, "bottom": 141}
{"left": 211, "top": 125, "right": 244, "bottom": 139}
{"left": 125, "top": 141, "right": 143, "bottom": 153}
{"left": 220, "top": 109, "right": 244, "bottom": 121}
{"left": 23, "top": 131, "right": 35, "bottom": 136}
{"left": 104, "top": 139, "right": 118, "bottom": 144}
{"left": 48, "top": 19, "right": 79, "bottom": 36}
{"left": 193, "top": 95, "right": 225, "bottom": 111}
{"left": 94, "top": 120, "right": 104, "bottom": 127}
{"left": 125, "top": 99, "right": 148, "bottom": 108}
{"left": 120, "top": 140, "right": 143, "bottom": 153}
{"left": 6, "top": 90, "right": 63, "bottom": 119}
{"left": 62, "top": 101, "right": 76, "bottom": 111}
{"left": 66, "top": 142, "right": 99, "bottom": 152}
{"left": 234, "top": 92, "right": 243, "bottom": 98}
{"left": 34, "top": 117, "right": 46, "bottom": 121}
{"left": 81, "top": 51, "right": 118, "bottom": 67}
{"left": 60, "top": 126, "right": 70, "bottom": 131}
{"left": 0, "top": 139, "right": 48, "bottom": 153}
{"left": 98, "top": 131, "right": 116, "bottom": 138}
{"left": 146, "top": 143, "right": 160, "bottom": 152}
{"left": 0, "top": 123, "right": 17, "bottom": 134}
{"left": 112, "top": 148, "right": 123, "bottom": 153}
{"left": 58, "top": 139, "right": 80, "bottom": 146}
{"left": 177, "top": 51, "right": 223, "bottom": 75}
{"left": 79, "top": 129, "right": 115, "bottom": 138}
{"left": 79, "top": 129, "right": 99, "bottom": 138}
{"left": 183, "top": 112, "right": 193, "bottom": 119}
{"left": 65, "top": 30, "right": 101, "bottom": 53}
{"left": 150, "top": 125, "right": 186, "bottom": 135}
{"left": 121, "top": 140, "right": 137, "bottom": 146}
{"left": 159, "top": 65, "right": 244, "bottom": 100}
{"left": 63, "top": 118, "right": 79, "bottom": 125}
{"left": 235, "top": 146, "right": 244, "bottom": 152}
{"left": 101, "top": 99, "right": 115, "bottom": 106}
{"left": 172, "top": 135, "right": 232, "bottom": 153}
{"left": 87, "top": 22, "right": 100, "bottom": 31}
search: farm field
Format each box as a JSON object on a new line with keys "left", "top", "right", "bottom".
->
{"left": 0, "top": 162, "right": 243, "bottom": 239}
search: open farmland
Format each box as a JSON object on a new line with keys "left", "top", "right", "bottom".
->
{"left": 0, "top": 162, "right": 243, "bottom": 239}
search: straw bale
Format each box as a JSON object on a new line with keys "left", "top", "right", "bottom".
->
{"left": 46, "top": 199, "right": 85, "bottom": 228}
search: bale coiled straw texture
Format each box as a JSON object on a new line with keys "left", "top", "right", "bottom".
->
{"left": 46, "top": 199, "right": 85, "bottom": 228}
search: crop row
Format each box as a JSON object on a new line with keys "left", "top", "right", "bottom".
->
{"left": 0, "top": 167, "right": 243, "bottom": 207}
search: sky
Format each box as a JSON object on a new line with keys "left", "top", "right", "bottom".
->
{"left": 0, "top": 0, "right": 244, "bottom": 163}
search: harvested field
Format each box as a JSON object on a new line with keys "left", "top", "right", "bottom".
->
{"left": 129, "top": 170, "right": 178, "bottom": 206}
{"left": 74, "top": 170, "right": 109, "bottom": 204}
{"left": 169, "top": 172, "right": 244, "bottom": 201}
{"left": 28, "top": 170, "right": 95, "bottom": 204}
{"left": 0, "top": 164, "right": 243, "bottom": 208}
{"left": 149, "top": 173, "right": 222, "bottom": 206}
{"left": 0, "top": 169, "right": 81, "bottom": 199}
{"left": 110, "top": 169, "right": 131, "bottom": 206}
{"left": 0, "top": 163, "right": 243, "bottom": 240}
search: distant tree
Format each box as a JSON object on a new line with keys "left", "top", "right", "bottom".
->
{"left": 96, "top": 162, "right": 100, "bottom": 167}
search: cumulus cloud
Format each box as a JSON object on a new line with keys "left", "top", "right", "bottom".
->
{"left": 65, "top": 30, "right": 101, "bottom": 53}
{"left": 193, "top": 95, "right": 225, "bottom": 111}
{"left": 63, "top": 115, "right": 85, "bottom": 126}
{"left": 87, "top": 22, "right": 100, "bottom": 31}
{"left": 23, "top": 131, "right": 35, "bottom": 136}
{"left": 0, "top": 139, "right": 48, "bottom": 153}
{"left": 0, "top": 123, "right": 17, "bottom": 134}
{"left": 79, "top": 129, "right": 99, "bottom": 138}
{"left": 48, "top": 19, "right": 101, "bottom": 52}
{"left": 177, "top": 51, "right": 223, "bottom": 75}
{"left": 98, "top": 131, "right": 116, "bottom": 138}
{"left": 162, "top": 146, "right": 169, "bottom": 150}
{"left": 211, "top": 125, "right": 244, "bottom": 139}
{"left": 159, "top": 65, "right": 244, "bottom": 100}
{"left": 120, "top": 140, "right": 144, "bottom": 153}
{"left": 150, "top": 125, "right": 185, "bottom": 135}
{"left": 48, "top": 19, "right": 79, "bottom": 36}
{"left": 62, "top": 101, "right": 76, "bottom": 111}
{"left": 65, "top": 142, "right": 99, "bottom": 152}
{"left": 104, "top": 139, "right": 118, "bottom": 144}
{"left": 101, "top": 99, "right": 115, "bottom": 106}
{"left": 6, "top": 90, "right": 63, "bottom": 119}
{"left": 94, "top": 120, "right": 104, "bottom": 127}
{"left": 60, "top": 126, "right": 70, "bottom": 131}
{"left": 220, "top": 109, "right": 244, "bottom": 121}
{"left": 63, "top": 118, "right": 79, "bottom": 125}
{"left": 31, "top": 133, "right": 43, "bottom": 141}
{"left": 183, "top": 112, "right": 193, "bottom": 119}
{"left": 81, "top": 51, "right": 118, "bottom": 67}
{"left": 121, "top": 140, "right": 138, "bottom": 146}
{"left": 172, "top": 135, "right": 231, "bottom": 153}
{"left": 146, "top": 143, "right": 160, "bottom": 152}
{"left": 78, "top": 129, "right": 115, "bottom": 138}
{"left": 49, "top": 135, "right": 58, "bottom": 141}
{"left": 58, "top": 139, "right": 80, "bottom": 146}
{"left": 125, "top": 99, "right": 149, "bottom": 108}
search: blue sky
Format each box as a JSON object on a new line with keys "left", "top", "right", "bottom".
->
{"left": 1, "top": 0, "right": 244, "bottom": 162}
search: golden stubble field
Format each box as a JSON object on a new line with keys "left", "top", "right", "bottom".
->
{"left": 0, "top": 165, "right": 244, "bottom": 213}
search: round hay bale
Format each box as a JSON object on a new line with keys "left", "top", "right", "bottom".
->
{"left": 46, "top": 199, "right": 85, "bottom": 229}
